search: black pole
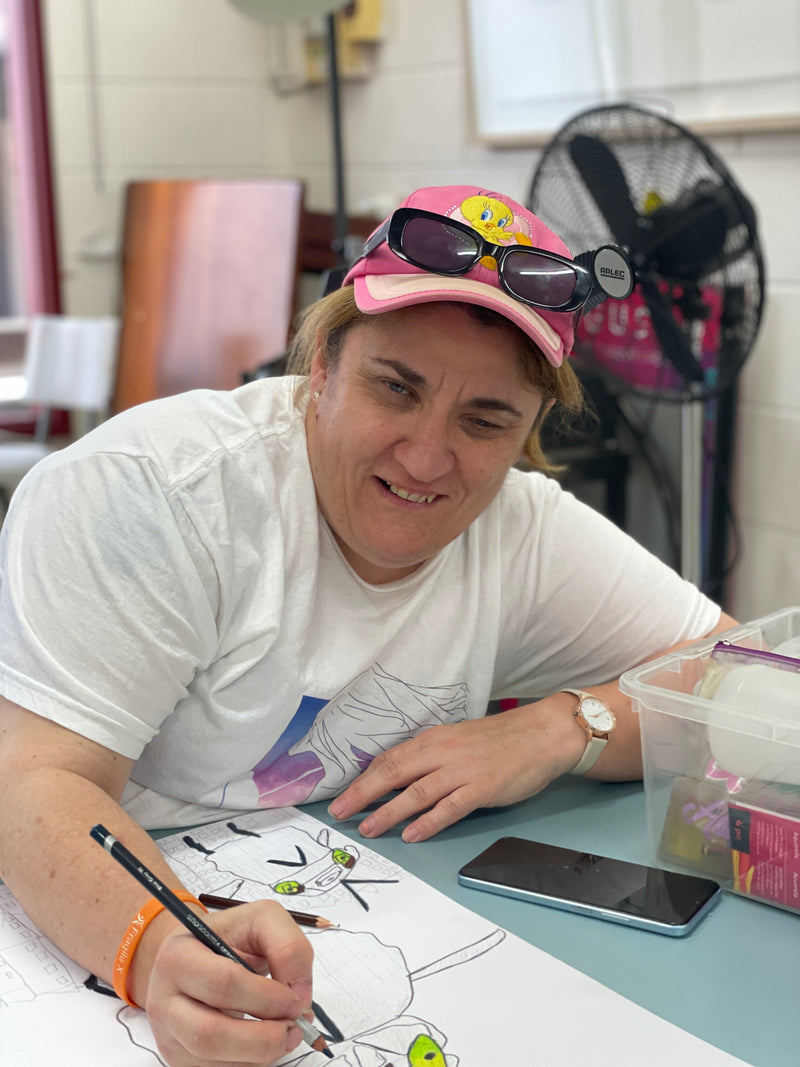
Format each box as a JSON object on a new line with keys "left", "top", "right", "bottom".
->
{"left": 326, "top": 12, "right": 348, "bottom": 267}
{"left": 705, "top": 379, "right": 738, "bottom": 608}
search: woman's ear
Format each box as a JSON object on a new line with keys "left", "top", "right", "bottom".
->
{"left": 308, "top": 344, "right": 329, "bottom": 398}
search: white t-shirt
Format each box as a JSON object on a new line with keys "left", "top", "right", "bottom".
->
{"left": 0, "top": 376, "right": 719, "bottom": 828}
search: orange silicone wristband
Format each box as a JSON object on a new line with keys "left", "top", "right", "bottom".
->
{"left": 112, "top": 890, "right": 207, "bottom": 1007}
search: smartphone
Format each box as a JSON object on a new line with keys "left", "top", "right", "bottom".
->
{"left": 457, "top": 837, "right": 721, "bottom": 937}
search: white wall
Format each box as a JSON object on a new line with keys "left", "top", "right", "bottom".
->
{"left": 42, "top": 0, "right": 800, "bottom": 621}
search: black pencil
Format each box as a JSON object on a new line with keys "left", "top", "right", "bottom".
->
{"left": 198, "top": 893, "right": 338, "bottom": 928}
{"left": 90, "top": 824, "right": 333, "bottom": 1059}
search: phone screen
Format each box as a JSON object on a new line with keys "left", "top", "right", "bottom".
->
{"left": 458, "top": 837, "right": 720, "bottom": 934}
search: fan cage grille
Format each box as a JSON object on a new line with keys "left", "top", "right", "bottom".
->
{"left": 529, "top": 104, "right": 765, "bottom": 399}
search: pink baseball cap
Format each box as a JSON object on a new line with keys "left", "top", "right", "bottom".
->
{"left": 343, "top": 185, "right": 580, "bottom": 366}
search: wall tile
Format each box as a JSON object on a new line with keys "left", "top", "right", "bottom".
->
{"left": 104, "top": 85, "right": 263, "bottom": 169}
{"left": 60, "top": 263, "right": 122, "bottom": 318}
{"left": 345, "top": 68, "right": 468, "bottom": 166}
{"left": 43, "top": 0, "right": 88, "bottom": 80}
{"left": 729, "top": 157, "right": 800, "bottom": 286}
{"left": 54, "top": 175, "right": 126, "bottom": 261}
{"left": 52, "top": 175, "right": 125, "bottom": 319}
{"left": 48, "top": 83, "right": 94, "bottom": 171}
{"left": 379, "top": 0, "right": 464, "bottom": 70}
{"left": 192, "top": 0, "right": 273, "bottom": 80}
{"left": 733, "top": 406, "right": 800, "bottom": 528}
{"left": 270, "top": 89, "right": 334, "bottom": 170}
{"left": 93, "top": 0, "right": 197, "bottom": 79}
{"left": 729, "top": 519, "right": 800, "bottom": 620}
{"left": 739, "top": 287, "right": 800, "bottom": 411}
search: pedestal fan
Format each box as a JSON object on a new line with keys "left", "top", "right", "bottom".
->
{"left": 529, "top": 103, "right": 765, "bottom": 600}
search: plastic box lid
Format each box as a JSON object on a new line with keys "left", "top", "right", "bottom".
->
{"left": 619, "top": 606, "right": 800, "bottom": 746}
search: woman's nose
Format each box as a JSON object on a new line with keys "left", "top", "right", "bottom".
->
{"left": 393, "top": 415, "right": 456, "bottom": 483}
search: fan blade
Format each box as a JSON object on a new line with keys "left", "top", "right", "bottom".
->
{"left": 644, "top": 183, "right": 730, "bottom": 280}
{"left": 568, "top": 134, "right": 640, "bottom": 247}
{"left": 638, "top": 275, "right": 705, "bottom": 384}
{"left": 569, "top": 132, "right": 704, "bottom": 385}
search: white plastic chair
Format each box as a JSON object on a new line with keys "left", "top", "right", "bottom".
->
{"left": 0, "top": 315, "right": 120, "bottom": 512}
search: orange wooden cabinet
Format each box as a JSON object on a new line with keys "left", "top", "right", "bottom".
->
{"left": 113, "top": 179, "right": 305, "bottom": 413}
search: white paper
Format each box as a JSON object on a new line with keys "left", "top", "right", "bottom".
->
{"left": 1, "top": 807, "right": 749, "bottom": 1065}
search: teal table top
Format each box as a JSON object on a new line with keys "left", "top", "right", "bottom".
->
{"left": 304, "top": 776, "right": 798, "bottom": 1067}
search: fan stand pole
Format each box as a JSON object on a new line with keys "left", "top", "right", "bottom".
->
{"left": 680, "top": 399, "right": 704, "bottom": 587}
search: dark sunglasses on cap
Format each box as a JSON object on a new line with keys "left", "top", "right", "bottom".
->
{"left": 360, "top": 207, "right": 633, "bottom": 313}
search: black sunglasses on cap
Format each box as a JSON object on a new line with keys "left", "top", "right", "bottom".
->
{"left": 360, "top": 207, "right": 633, "bottom": 313}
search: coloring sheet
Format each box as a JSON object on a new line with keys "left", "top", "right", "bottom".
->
{"left": 1, "top": 807, "right": 748, "bottom": 1065}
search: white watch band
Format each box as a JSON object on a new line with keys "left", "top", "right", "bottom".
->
{"left": 569, "top": 733, "right": 608, "bottom": 775}
{"left": 562, "top": 688, "right": 609, "bottom": 776}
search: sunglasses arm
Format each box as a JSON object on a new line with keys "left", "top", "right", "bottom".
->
{"left": 359, "top": 219, "right": 392, "bottom": 260}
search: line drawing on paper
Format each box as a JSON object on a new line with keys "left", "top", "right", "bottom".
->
{"left": 173, "top": 821, "right": 399, "bottom": 911}
{"left": 280, "top": 926, "right": 506, "bottom": 1066}
{"left": 0, "top": 885, "right": 86, "bottom": 1005}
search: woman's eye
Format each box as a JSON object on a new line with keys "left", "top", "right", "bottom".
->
{"left": 469, "top": 416, "right": 501, "bottom": 432}
{"left": 385, "top": 379, "right": 409, "bottom": 396}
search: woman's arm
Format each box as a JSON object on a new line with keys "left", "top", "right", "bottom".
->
{"left": 0, "top": 697, "right": 313, "bottom": 1067}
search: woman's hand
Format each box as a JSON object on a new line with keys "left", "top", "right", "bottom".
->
{"left": 136, "top": 900, "right": 315, "bottom": 1067}
{"left": 328, "top": 696, "right": 587, "bottom": 843}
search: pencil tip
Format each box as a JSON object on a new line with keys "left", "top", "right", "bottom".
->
{"left": 312, "top": 1035, "right": 334, "bottom": 1058}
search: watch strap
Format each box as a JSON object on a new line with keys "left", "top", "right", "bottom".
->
{"left": 569, "top": 734, "right": 608, "bottom": 775}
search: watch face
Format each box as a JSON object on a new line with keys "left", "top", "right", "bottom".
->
{"left": 581, "top": 697, "right": 615, "bottom": 732}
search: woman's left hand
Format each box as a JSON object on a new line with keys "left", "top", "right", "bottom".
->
{"left": 327, "top": 696, "right": 586, "bottom": 842}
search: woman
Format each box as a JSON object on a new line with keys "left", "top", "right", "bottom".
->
{"left": 0, "top": 185, "right": 734, "bottom": 1066}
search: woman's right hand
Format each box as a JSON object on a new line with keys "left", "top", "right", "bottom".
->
{"left": 134, "top": 899, "right": 315, "bottom": 1066}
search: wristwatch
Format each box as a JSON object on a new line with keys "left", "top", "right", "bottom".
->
{"left": 561, "top": 688, "right": 616, "bottom": 775}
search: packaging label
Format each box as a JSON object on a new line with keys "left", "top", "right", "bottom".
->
{"left": 728, "top": 801, "right": 800, "bottom": 911}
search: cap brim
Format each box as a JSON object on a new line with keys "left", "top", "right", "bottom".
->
{"left": 352, "top": 273, "right": 565, "bottom": 367}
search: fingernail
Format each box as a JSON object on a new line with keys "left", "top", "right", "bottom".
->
{"left": 289, "top": 978, "right": 313, "bottom": 1010}
{"left": 359, "top": 817, "right": 376, "bottom": 837}
{"left": 285, "top": 1025, "right": 303, "bottom": 1053}
{"left": 327, "top": 799, "right": 344, "bottom": 818}
{"left": 402, "top": 825, "right": 420, "bottom": 843}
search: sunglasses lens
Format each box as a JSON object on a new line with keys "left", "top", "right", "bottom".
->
{"left": 504, "top": 250, "right": 579, "bottom": 308}
{"left": 400, "top": 216, "right": 479, "bottom": 272}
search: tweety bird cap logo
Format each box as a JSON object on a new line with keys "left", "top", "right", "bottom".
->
{"left": 453, "top": 193, "right": 532, "bottom": 246}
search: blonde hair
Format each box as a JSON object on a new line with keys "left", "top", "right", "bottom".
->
{"left": 287, "top": 286, "right": 584, "bottom": 470}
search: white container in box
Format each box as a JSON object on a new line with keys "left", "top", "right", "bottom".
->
{"left": 620, "top": 607, "right": 800, "bottom": 913}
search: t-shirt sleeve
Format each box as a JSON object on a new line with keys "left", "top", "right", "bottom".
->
{"left": 0, "top": 450, "right": 220, "bottom": 758}
{"left": 491, "top": 471, "right": 722, "bottom": 699}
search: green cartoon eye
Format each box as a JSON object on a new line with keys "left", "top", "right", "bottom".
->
{"left": 331, "top": 849, "right": 354, "bottom": 866}
{"left": 273, "top": 880, "right": 303, "bottom": 895}
{"left": 408, "top": 1033, "right": 445, "bottom": 1065}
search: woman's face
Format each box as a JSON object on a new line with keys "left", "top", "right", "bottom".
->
{"left": 305, "top": 302, "right": 546, "bottom": 585}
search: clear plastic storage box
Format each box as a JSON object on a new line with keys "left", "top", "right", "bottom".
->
{"left": 620, "top": 607, "right": 800, "bottom": 913}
